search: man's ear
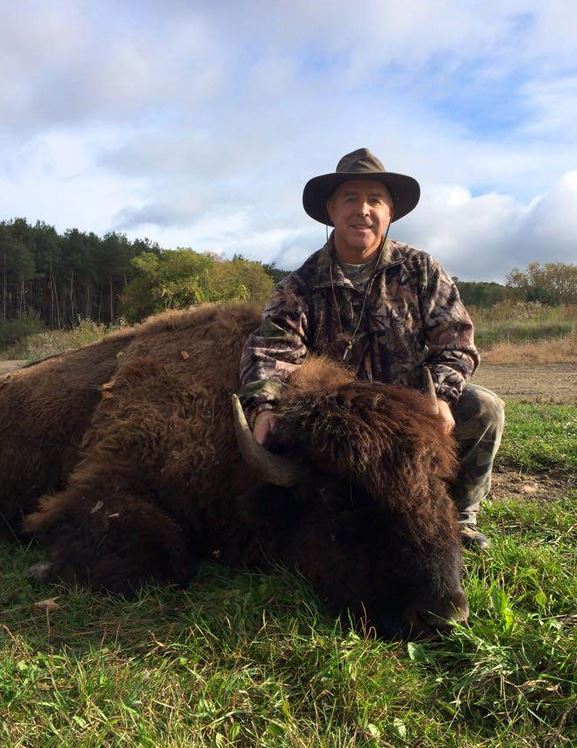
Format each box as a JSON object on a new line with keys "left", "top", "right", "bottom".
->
{"left": 326, "top": 199, "right": 334, "bottom": 224}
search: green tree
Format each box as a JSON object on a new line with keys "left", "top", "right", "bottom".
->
{"left": 455, "top": 280, "right": 511, "bottom": 308}
{"left": 506, "top": 262, "right": 577, "bottom": 305}
{"left": 121, "top": 249, "right": 274, "bottom": 323}
{"left": 0, "top": 222, "right": 36, "bottom": 319}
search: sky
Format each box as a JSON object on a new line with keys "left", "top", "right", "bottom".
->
{"left": 1, "top": 0, "right": 576, "bottom": 281}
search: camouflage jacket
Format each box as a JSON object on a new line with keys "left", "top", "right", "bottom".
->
{"left": 239, "top": 236, "right": 479, "bottom": 421}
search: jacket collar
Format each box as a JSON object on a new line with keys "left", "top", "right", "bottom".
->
{"left": 312, "top": 232, "right": 405, "bottom": 289}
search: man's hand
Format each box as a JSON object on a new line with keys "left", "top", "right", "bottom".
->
{"left": 253, "top": 411, "right": 279, "bottom": 445}
{"left": 437, "top": 400, "right": 455, "bottom": 434}
{"left": 437, "top": 399, "right": 455, "bottom": 435}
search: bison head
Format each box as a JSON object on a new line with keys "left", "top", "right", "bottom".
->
{"left": 233, "top": 365, "right": 468, "bottom": 640}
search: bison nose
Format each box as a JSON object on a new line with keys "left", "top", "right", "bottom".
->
{"left": 408, "top": 594, "right": 469, "bottom": 638}
{"left": 420, "top": 600, "right": 469, "bottom": 629}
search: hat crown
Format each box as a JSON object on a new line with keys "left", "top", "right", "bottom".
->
{"left": 336, "top": 148, "right": 385, "bottom": 175}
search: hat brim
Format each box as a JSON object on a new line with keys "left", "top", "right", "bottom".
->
{"left": 302, "top": 171, "right": 420, "bottom": 225}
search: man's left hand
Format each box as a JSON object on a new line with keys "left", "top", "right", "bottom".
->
{"left": 437, "top": 399, "right": 455, "bottom": 434}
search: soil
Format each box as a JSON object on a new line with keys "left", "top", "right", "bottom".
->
{"left": 473, "top": 363, "right": 577, "bottom": 405}
{"left": 0, "top": 360, "right": 27, "bottom": 375}
{"left": 490, "top": 465, "right": 576, "bottom": 503}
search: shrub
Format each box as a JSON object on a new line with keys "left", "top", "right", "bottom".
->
{"left": 0, "top": 312, "right": 45, "bottom": 352}
{"left": 0, "top": 318, "right": 114, "bottom": 361}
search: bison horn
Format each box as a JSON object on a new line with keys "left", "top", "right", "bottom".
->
{"left": 231, "top": 395, "right": 301, "bottom": 487}
{"left": 424, "top": 368, "right": 439, "bottom": 415}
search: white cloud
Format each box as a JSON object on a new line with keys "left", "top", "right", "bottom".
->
{"left": 1, "top": 1, "right": 576, "bottom": 281}
{"left": 396, "top": 171, "right": 577, "bottom": 281}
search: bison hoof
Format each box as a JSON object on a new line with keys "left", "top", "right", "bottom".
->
{"left": 25, "top": 560, "right": 53, "bottom": 582}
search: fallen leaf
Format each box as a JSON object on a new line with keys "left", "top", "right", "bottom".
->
{"left": 521, "top": 483, "right": 539, "bottom": 494}
{"left": 180, "top": 350, "right": 190, "bottom": 360}
{"left": 32, "top": 597, "right": 59, "bottom": 613}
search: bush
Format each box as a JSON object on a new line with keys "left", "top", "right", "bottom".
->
{"left": 0, "top": 318, "right": 113, "bottom": 361}
{"left": 0, "top": 313, "right": 45, "bottom": 352}
{"left": 120, "top": 249, "right": 274, "bottom": 323}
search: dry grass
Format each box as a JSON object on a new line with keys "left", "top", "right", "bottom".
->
{"left": 0, "top": 319, "right": 114, "bottom": 361}
{"left": 482, "top": 332, "right": 577, "bottom": 364}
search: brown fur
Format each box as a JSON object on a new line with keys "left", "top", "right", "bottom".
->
{"left": 0, "top": 330, "right": 135, "bottom": 536}
{"left": 1, "top": 303, "right": 466, "bottom": 638}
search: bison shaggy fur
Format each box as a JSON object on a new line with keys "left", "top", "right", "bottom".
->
{"left": 0, "top": 303, "right": 468, "bottom": 639}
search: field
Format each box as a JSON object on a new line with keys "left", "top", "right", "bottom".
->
{"left": 1, "top": 309, "right": 576, "bottom": 747}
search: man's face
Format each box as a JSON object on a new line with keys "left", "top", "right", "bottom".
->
{"left": 327, "top": 179, "right": 394, "bottom": 261}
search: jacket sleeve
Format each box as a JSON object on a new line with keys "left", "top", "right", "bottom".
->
{"left": 421, "top": 257, "right": 479, "bottom": 406}
{"left": 238, "top": 278, "right": 309, "bottom": 424}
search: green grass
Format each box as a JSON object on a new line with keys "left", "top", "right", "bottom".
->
{"left": 475, "top": 321, "right": 575, "bottom": 349}
{"left": 469, "top": 302, "right": 577, "bottom": 349}
{"left": 497, "top": 402, "right": 577, "bottom": 472}
{"left": 0, "top": 312, "right": 45, "bottom": 350}
{"left": 3, "top": 302, "right": 575, "bottom": 361}
{"left": 1, "top": 403, "right": 576, "bottom": 746}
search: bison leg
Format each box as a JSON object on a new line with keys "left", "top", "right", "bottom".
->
{"left": 24, "top": 491, "right": 195, "bottom": 595}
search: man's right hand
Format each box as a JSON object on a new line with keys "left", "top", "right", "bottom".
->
{"left": 253, "top": 411, "right": 278, "bottom": 445}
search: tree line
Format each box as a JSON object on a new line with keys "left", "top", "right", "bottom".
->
{"left": 456, "top": 263, "right": 577, "bottom": 308}
{"left": 0, "top": 218, "right": 282, "bottom": 329}
{"left": 0, "top": 218, "right": 160, "bottom": 327}
{"left": 1, "top": 216, "right": 576, "bottom": 332}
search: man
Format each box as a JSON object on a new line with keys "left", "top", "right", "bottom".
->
{"left": 239, "top": 148, "right": 504, "bottom": 549}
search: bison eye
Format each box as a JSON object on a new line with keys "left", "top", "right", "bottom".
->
{"left": 329, "top": 533, "right": 336, "bottom": 543}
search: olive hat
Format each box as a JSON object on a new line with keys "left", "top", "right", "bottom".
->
{"left": 302, "top": 147, "right": 420, "bottom": 225}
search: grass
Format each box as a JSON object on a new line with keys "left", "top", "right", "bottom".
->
{"left": 475, "top": 321, "right": 575, "bottom": 350}
{"left": 1, "top": 402, "right": 577, "bottom": 746}
{"left": 470, "top": 302, "right": 577, "bottom": 350}
{"left": 0, "top": 319, "right": 114, "bottom": 361}
{"left": 1, "top": 302, "right": 576, "bottom": 364}
{"left": 0, "top": 312, "right": 44, "bottom": 350}
{"left": 497, "top": 402, "right": 577, "bottom": 472}
{"left": 482, "top": 332, "right": 577, "bottom": 364}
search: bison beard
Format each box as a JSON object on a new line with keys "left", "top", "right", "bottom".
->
{"left": 0, "top": 303, "right": 468, "bottom": 639}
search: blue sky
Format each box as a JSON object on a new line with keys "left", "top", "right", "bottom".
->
{"left": 1, "top": 0, "right": 576, "bottom": 281}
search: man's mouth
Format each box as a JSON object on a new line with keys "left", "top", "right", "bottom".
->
{"left": 350, "top": 224, "right": 373, "bottom": 229}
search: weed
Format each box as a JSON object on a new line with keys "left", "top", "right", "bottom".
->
{"left": 470, "top": 303, "right": 577, "bottom": 350}
{"left": 0, "top": 319, "right": 116, "bottom": 361}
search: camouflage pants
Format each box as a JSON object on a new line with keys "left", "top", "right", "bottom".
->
{"left": 450, "top": 384, "right": 506, "bottom": 526}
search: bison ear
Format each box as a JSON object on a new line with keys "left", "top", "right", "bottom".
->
{"left": 231, "top": 395, "right": 302, "bottom": 487}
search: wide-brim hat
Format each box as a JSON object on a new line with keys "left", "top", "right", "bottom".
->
{"left": 302, "top": 148, "right": 420, "bottom": 225}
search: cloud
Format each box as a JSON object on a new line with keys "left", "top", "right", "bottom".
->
{"left": 0, "top": 1, "right": 228, "bottom": 135}
{"left": 396, "top": 171, "right": 577, "bottom": 281}
{"left": 1, "top": 1, "right": 576, "bottom": 281}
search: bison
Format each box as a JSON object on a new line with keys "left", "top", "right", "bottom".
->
{"left": 0, "top": 303, "right": 468, "bottom": 639}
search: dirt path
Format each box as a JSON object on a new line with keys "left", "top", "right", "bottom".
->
{"left": 472, "top": 363, "right": 576, "bottom": 404}
{"left": 0, "top": 361, "right": 27, "bottom": 375}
